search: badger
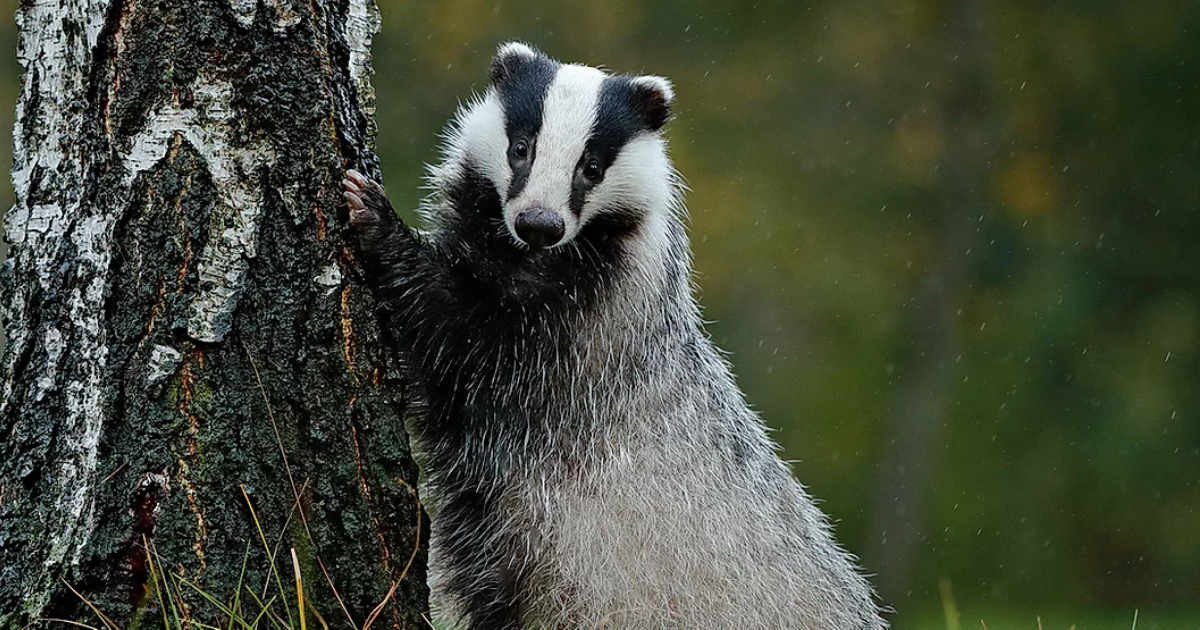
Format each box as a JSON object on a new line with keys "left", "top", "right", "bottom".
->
{"left": 342, "top": 42, "right": 885, "bottom": 629}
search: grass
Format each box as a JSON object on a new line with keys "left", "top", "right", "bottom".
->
{"left": 61, "top": 557, "right": 1196, "bottom": 630}
{"left": 56, "top": 534, "right": 290, "bottom": 630}
{"left": 898, "top": 607, "right": 1196, "bottom": 630}
{"left": 889, "top": 578, "right": 1196, "bottom": 630}
{"left": 52, "top": 533, "right": 1197, "bottom": 630}
{"left": 51, "top": 488, "right": 425, "bottom": 630}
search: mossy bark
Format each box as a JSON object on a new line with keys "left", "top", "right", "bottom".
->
{"left": 0, "top": 0, "right": 429, "bottom": 626}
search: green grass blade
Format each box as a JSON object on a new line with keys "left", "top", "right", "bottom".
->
{"left": 228, "top": 540, "right": 253, "bottom": 630}
{"left": 241, "top": 485, "right": 295, "bottom": 630}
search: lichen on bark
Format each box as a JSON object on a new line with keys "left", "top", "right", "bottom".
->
{"left": 0, "top": 0, "right": 428, "bottom": 626}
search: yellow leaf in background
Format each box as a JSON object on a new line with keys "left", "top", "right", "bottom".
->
{"left": 997, "top": 152, "right": 1058, "bottom": 218}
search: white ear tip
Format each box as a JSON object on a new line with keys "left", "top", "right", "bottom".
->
{"left": 631, "top": 75, "right": 674, "bottom": 104}
{"left": 496, "top": 41, "right": 539, "bottom": 60}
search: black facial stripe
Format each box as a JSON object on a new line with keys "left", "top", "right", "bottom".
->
{"left": 507, "top": 141, "right": 535, "bottom": 202}
{"left": 497, "top": 56, "right": 557, "bottom": 201}
{"left": 591, "top": 76, "right": 648, "bottom": 166}
{"left": 569, "top": 76, "right": 647, "bottom": 216}
{"left": 568, "top": 176, "right": 587, "bottom": 217}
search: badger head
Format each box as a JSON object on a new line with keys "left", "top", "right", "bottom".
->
{"left": 428, "top": 42, "right": 678, "bottom": 254}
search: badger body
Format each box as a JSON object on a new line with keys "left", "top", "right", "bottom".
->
{"left": 344, "top": 43, "right": 885, "bottom": 629}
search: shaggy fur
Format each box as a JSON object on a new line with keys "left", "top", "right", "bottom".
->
{"left": 344, "top": 42, "right": 885, "bottom": 629}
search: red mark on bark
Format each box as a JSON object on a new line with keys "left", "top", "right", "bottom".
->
{"left": 340, "top": 285, "right": 359, "bottom": 381}
{"left": 126, "top": 471, "right": 168, "bottom": 604}
{"left": 176, "top": 350, "right": 209, "bottom": 571}
{"left": 314, "top": 205, "right": 327, "bottom": 241}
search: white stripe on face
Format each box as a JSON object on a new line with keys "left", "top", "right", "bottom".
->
{"left": 504, "top": 64, "right": 605, "bottom": 244}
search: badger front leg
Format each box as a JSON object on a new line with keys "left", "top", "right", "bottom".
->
{"left": 343, "top": 170, "right": 433, "bottom": 337}
{"left": 343, "top": 170, "right": 477, "bottom": 368}
{"left": 344, "top": 172, "right": 523, "bottom": 628}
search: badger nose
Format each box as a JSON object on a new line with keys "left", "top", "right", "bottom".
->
{"left": 514, "top": 208, "right": 565, "bottom": 250}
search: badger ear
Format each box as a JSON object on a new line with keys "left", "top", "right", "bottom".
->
{"left": 490, "top": 41, "right": 541, "bottom": 86}
{"left": 629, "top": 75, "right": 674, "bottom": 131}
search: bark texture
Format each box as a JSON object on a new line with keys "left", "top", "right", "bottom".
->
{"left": 0, "top": 0, "right": 429, "bottom": 626}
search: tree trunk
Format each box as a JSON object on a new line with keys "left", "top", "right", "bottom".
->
{"left": 0, "top": 0, "right": 428, "bottom": 626}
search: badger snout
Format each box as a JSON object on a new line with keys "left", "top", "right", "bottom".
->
{"left": 514, "top": 208, "right": 566, "bottom": 250}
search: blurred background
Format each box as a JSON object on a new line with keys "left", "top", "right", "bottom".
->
{"left": 4, "top": 1, "right": 1198, "bottom": 627}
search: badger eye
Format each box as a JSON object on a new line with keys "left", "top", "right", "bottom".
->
{"left": 581, "top": 159, "right": 602, "bottom": 182}
{"left": 510, "top": 139, "right": 530, "bottom": 161}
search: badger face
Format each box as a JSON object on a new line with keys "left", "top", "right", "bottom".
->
{"left": 440, "top": 42, "right": 675, "bottom": 252}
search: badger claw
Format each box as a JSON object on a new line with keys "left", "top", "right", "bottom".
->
{"left": 345, "top": 168, "right": 370, "bottom": 188}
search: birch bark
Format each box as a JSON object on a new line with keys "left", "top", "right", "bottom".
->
{"left": 0, "top": 0, "right": 428, "bottom": 625}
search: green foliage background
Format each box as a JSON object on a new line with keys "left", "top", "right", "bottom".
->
{"left": 4, "top": 1, "right": 1198, "bottom": 626}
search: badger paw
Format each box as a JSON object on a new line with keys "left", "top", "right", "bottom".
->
{"left": 343, "top": 169, "right": 395, "bottom": 230}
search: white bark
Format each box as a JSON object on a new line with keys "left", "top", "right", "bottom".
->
{"left": 4, "top": 1, "right": 113, "bottom": 614}
{"left": 122, "top": 76, "right": 276, "bottom": 342}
